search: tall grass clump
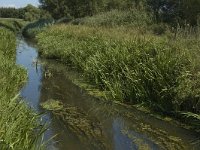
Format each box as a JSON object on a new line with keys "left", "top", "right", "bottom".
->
{"left": 37, "top": 25, "right": 200, "bottom": 115}
{"left": 0, "top": 28, "right": 45, "bottom": 149}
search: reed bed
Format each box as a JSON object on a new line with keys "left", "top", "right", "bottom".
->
{"left": 37, "top": 25, "right": 200, "bottom": 115}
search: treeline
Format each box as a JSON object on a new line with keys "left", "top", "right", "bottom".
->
{"left": 0, "top": 7, "right": 24, "bottom": 19}
{"left": 39, "top": 0, "right": 145, "bottom": 19}
{"left": 0, "top": 5, "right": 51, "bottom": 21}
{"left": 40, "top": 0, "right": 200, "bottom": 26}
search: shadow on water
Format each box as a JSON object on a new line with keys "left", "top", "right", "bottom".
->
{"left": 16, "top": 37, "right": 200, "bottom": 150}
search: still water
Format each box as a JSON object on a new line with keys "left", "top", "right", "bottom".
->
{"left": 16, "top": 38, "right": 199, "bottom": 150}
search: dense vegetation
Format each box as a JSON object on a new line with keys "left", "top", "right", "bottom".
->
{"left": 40, "top": 0, "right": 200, "bottom": 26}
{"left": 22, "top": 19, "right": 54, "bottom": 38}
{"left": 36, "top": 25, "right": 200, "bottom": 115}
{"left": 147, "top": 0, "right": 200, "bottom": 26}
{"left": 0, "top": 18, "right": 28, "bottom": 33}
{"left": 0, "top": 7, "right": 24, "bottom": 19}
{"left": 0, "top": 28, "right": 44, "bottom": 149}
{"left": 75, "top": 9, "right": 152, "bottom": 28}
{"left": 39, "top": 0, "right": 145, "bottom": 19}
{"left": 0, "top": 5, "right": 51, "bottom": 21}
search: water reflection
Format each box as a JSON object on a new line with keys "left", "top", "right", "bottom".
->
{"left": 16, "top": 38, "right": 43, "bottom": 110}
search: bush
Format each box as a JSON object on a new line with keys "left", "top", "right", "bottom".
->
{"left": 0, "top": 18, "right": 27, "bottom": 33}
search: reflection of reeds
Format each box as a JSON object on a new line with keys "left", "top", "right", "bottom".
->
{"left": 41, "top": 99, "right": 109, "bottom": 149}
{"left": 40, "top": 60, "right": 199, "bottom": 149}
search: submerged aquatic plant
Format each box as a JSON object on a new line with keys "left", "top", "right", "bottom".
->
{"left": 41, "top": 99, "right": 63, "bottom": 111}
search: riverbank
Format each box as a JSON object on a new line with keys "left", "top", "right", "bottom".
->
{"left": 35, "top": 24, "right": 200, "bottom": 129}
{"left": 11, "top": 34, "right": 198, "bottom": 149}
{"left": 0, "top": 18, "right": 28, "bottom": 33}
{"left": 0, "top": 28, "right": 44, "bottom": 149}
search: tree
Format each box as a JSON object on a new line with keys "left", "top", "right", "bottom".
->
{"left": 24, "top": 4, "right": 41, "bottom": 21}
{"left": 39, "top": 0, "right": 70, "bottom": 19}
{"left": 0, "top": 7, "right": 24, "bottom": 19}
{"left": 24, "top": 4, "right": 52, "bottom": 21}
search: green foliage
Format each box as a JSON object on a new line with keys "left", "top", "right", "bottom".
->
{"left": 24, "top": 4, "right": 42, "bottom": 21}
{"left": 23, "top": 4, "right": 52, "bottom": 22}
{"left": 0, "top": 7, "right": 24, "bottom": 19}
{"left": 56, "top": 17, "right": 73, "bottom": 24}
{"left": 75, "top": 9, "right": 152, "bottom": 28}
{"left": 36, "top": 25, "right": 200, "bottom": 114}
{"left": 0, "top": 5, "right": 51, "bottom": 21}
{"left": 39, "top": 0, "right": 147, "bottom": 18}
{"left": 22, "top": 19, "right": 54, "bottom": 38}
{"left": 179, "top": 112, "right": 200, "bottom": 128}
{"left": 151, "top": 23, "right": 168, "bottom": 35}
{"left": 0, "top": 29, "right": 45, "bottom": 149}
{"left": 0, "top": 18, "right": 28, "bottom": 33}
{"left": 147, "top": 0, "right": 200, "bottom": 26}
{"left": 39, "top": 0, "right": 200, "bottom": 26}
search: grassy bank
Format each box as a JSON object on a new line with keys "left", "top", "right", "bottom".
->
{"left": 36, "top": 25, "right": 200, "bottom": 115}
{"left": 0, "top": 18, "right": 28, "bottom": 33}
{"left": 22, "top": 19, "right": 54, "bottom": 38}
{"left": 0, "top": 28, "right": 44, "bottom": 149}
{"left": 22, "top": 9, "right": 153, "bottom": 39}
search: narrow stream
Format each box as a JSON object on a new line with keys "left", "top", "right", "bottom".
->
{"left": 16, "top": 38, "right": 199, "bottom": 150}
